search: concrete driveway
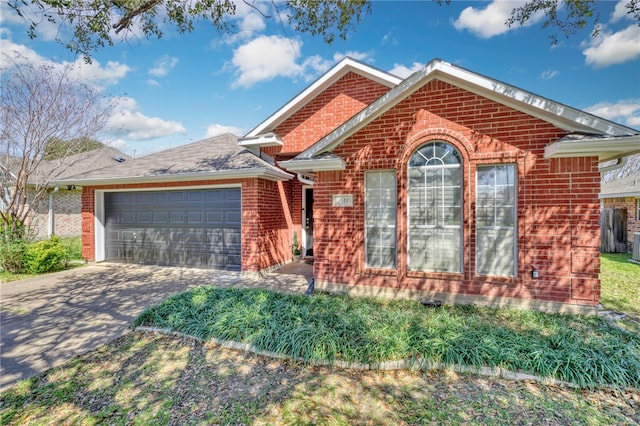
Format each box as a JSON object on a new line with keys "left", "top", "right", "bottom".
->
{"left": 0, "top": 263, "right": 245, "bottom": 392}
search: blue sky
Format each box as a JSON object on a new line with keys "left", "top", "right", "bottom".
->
{"left": 1, "top": 0, "right": 639, "bottom": 157}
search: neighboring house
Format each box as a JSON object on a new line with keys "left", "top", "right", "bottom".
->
{"left": 56, "top": 58, "right": 640, "bottom": 313}
{"left": 599, "top": 173, "right": 640, "bottom": 252}
{"left": 3, "top": 147, "right": 129, "bottom": 238}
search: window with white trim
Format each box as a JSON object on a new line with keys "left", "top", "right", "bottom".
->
{"left": 408, "top": 141, "right": 462, "bottom": 273}
{"left": 365, "top": 170, "right": 397, "bottom": 269}
{"left": 637, "top": 198, "right": 640, "bottom": 221}
{"left": 476, "top": 164, "right": 517, "bottom": 277}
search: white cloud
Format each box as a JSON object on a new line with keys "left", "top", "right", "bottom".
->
{"left": 205, "top": 124, "right": 244, "bottom": 138}
{"left": 107, "top": 97, "right": 187, "bottom": 140}
{"left": 147, "top": 79, "right": 161, "bottom": 87}
{"left": 231, "top": 35, "right": 330, "bottom": 88}
{"left": 540, "top": 69, "right": 559, "bottom": 80}
{"left": 106, "top": 138, "right": 131, "bottom": 152}
{"left": 585, "top": 98, "right": 640, "bottom": 128}
{"left": 148, "top": 55, "right": 178, "bottom": 77}
{"left": 0, "top": 37, "right": 130, "bottom": 88}
{"left": 389, "top": 62, "right": 424, "bottom": 78}
{"left": 219, "top": 1, "right": 268, "bottom": 44}
{"left": 68, "top": 60, "right": 130, "bottom": 87}
{"left": 583, "top": 25, "right": 640, "bottom": 68}
{"left": 454, "top": 0, "right": 542, "bottom": 38}
{"left": 0, "top": 1, "right": 60, "bottom": 41}
{"left": 611, "top": 0, "right": 631, "bottom": 23}
{"left": 333, "top": 51, "right": 372, "bottom": 63}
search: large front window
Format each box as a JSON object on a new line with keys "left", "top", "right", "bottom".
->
{"left": 408, "top": 142, "right": 462, "bottom": 272}
{"left": 476, "top": 164, "right": 517, "bottom": 276}
{"left": 365, "top": 170, "right": 397, "bottom": 269}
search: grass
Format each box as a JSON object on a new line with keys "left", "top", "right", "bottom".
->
{"left": 600, "top": 253, "right": 640, "bottom": 316}
{"left": 132, "top": 286, "right": 639, "bottom": 390}
{"left": 1, "top": 332, "right": 638, "bottom": 426}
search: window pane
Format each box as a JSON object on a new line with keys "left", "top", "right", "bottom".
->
{"left": 408, "top": 141, "right": 462, "bottom": 273}
{"left": 477, "top": 229, "right": 515, "bottom": 276}
{"left": 365, "top": 170, "right": 397, "bottom": 269}
{"left": 476, "top": 164, "right": 517, "bottom": 277}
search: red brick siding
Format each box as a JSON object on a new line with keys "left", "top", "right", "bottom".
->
{"left": 264, "top": 72, "right": 391, "bottom": 156}
{"left": 81, "top": 178, "right": 295, "bottom": 271}
{"left": 602, "top": 197, "right": 640, "bottom": 251}
{"left": 312, "top": 80, "right": 601, "bottom": 306}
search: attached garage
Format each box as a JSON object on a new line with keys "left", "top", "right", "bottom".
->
{"left": 104, "top": 188, "right": 241, "bottom": 270}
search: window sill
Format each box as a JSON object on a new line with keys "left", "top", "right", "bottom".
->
{"left": 475, "top": 274, "right": 519, "bottom": 285}
{"left": 362, "top": 268, "right": 398, "bottom": 277}
{"left": 406, "top": 270, "right": 464, "bottom": 280}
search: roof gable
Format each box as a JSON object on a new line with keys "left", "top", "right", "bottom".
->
{"left": 296, "top": 59, "right": 639, "bottom": 160}
{"left": 241, "top": 57, "right": 402, "bottom": 141}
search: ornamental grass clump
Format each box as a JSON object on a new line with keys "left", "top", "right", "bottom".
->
{"left": 132, "top": 287, "right": 640, "bottom": 390}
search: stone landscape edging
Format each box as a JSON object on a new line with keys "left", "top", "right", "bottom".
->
{"left": 135, "top": 326, "right": 579, "bottom": 388}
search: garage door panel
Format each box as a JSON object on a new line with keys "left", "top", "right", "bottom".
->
{"left": 105, "top": 188, "right": 241, "bottom": 270}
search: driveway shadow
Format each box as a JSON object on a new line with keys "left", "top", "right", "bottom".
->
{"left": 0, "top": 263, "right": 242, "bottom": 392}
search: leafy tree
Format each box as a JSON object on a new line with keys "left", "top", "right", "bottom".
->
{"left": 0, "top": 55, "right": 113, "bottom": 240}
{"left": 8, "top": 0, "right": 371, "bottom": 60}
{"left": 43, "top": 138, "right": 105, "bottom": 161}
{"left": 506, "top": 0, "right": 640, "bottom": 43}
{"left": 7, "top": 1, "right": 640, "bottom": 60}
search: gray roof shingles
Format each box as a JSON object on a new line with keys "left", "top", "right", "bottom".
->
{"left": 55, "top": 133, "right": 291, "bottom": 184}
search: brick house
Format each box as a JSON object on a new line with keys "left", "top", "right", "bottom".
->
{"left": 600, "top": 173, "right": 640, "bottom": 252}
{"left": 3, "top": 147, "right": 129, "bottom": 239}
{"left": 57, "top": 58, "right": 640, "bottom": 313}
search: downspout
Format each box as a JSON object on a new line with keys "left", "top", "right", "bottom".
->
{"left": 599, "top": 156, "right": 628, "bottom": 174}
{"left": 297, "top": 173, "right": 314, "bottom": 186}
{"left": 48, "top": 188, "right": 58, "bottom": 237}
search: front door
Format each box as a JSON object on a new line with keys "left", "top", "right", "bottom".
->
{"left": 303, "top": 187, "right": 314, "bottom": 257}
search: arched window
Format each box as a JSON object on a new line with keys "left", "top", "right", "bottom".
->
{"left": 407, "top": 141, "right": 462, "bottom": 272}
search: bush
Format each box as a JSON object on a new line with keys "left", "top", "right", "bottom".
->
{"left": 60, "top": 237, "right": 83, "bottom": 261}
{"left": 24, "top": 236, "right": 67, "bottom": 274}
{"left": 0, "top": 237, "right": 28, "bottom": 273}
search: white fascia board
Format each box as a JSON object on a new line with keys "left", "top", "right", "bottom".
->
{"left": 244, "top": 57, "right": 401, "bottom": 138}
{"left": 298, "top": 59, "right": 639, "bottom": 160}
{"left": 279, "top": 157, "right": 346, "bottom": 172}
{"left": 51, "top": 168, "right": 293, "bottom": 187}
{"left": 544, "top": 135, "right": 640, "bottom": 161}
{"left": 433, "top": 65, "right": 637, "bottom": 136}
{"left": 238, "top": 133, "right": 284, "bottom": 148}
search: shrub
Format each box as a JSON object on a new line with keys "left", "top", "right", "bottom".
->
{"left": 24, "top": 236, "right": 67, "bottom": 274}
{"left": 60, "top": 237, "right": 83, "bottom": 261}
{"left": 0, "top": 237, "right": 28, "bottom": 273}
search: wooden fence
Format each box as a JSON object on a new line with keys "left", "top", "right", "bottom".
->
{"left": 600, "top": 208, "right": 628, "bottom": 253}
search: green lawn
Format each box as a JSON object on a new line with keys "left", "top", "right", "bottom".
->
{"left": 600, "top": 253, "right": 640, "bottom": 316}
{"left": 1, "top": 253, "right": 638, "bottom": 425}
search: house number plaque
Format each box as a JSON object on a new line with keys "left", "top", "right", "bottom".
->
{"left": 332, "top": 194, "right": 353, "bottom": 207}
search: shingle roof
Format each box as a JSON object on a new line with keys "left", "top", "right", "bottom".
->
{"left": 54, "top": 133, "right": 292, "bottom": 185}
{"left": 3, "top": 146, "right": 130, "bottom": 186}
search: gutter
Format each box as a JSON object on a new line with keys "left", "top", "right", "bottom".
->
{"left": 50, "top": 167, "right": 293, "bottom": 187}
